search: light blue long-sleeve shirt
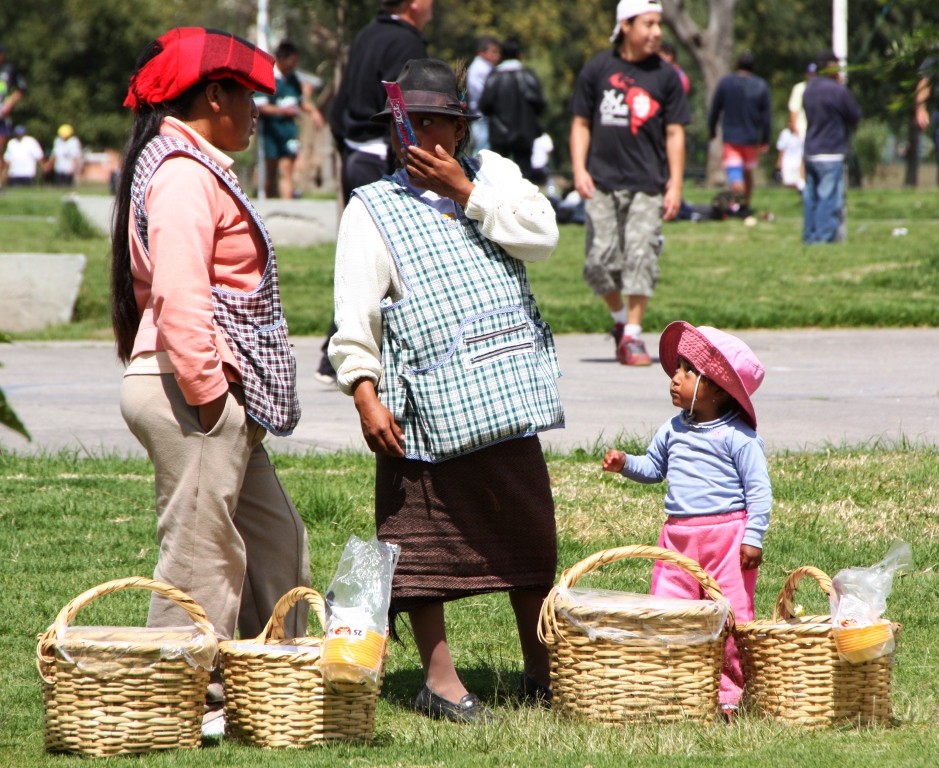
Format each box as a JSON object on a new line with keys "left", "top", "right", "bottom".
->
{"left": 621, "top": 411, "right": 772, "bottom": 549}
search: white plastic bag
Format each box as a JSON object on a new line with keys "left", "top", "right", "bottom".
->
{"left": 320, "top": 535, "right": 400, "bottom": 690}
{"left": 829, "top": 541, "right": 913, "bottom": 663}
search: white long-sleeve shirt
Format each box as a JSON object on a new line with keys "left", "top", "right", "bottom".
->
{"left": 328, "top": 150, "right": 559, "bottom": 395}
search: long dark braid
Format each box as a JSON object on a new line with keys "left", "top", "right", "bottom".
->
{"left": 110, "top": 39, "right": 168, "bottom": 363}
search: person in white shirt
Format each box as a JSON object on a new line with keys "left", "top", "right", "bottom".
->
{"left": 466, "top": 35, "right": 500, "bottom": 153}
{"left": 775, "top": 120, "right": 804, "bottom": 193}
{"left": 49, "top": 124, "right": 83, "bottom": 186}
{"left": 529, "top": 131, "right": 554, "bottom": 187}
{"left": 3, "top": 125, "right": 43, "bottom": 186}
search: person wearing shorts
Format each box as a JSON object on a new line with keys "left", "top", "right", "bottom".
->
{"left": 256, "top": 40, "right": 324, "bottom": 199}
{"left": 722, "top": 144, "right": 760, "bottom": 193}
{"left": 707, "top": 51, "right": 771, "bottom": 212}
{"left": 570, "top": 0, "right": 689, "bottom": 366}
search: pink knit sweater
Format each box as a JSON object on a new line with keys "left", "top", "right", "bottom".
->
{"left": 128, "top": 118, "right": 266, "bottom": 406}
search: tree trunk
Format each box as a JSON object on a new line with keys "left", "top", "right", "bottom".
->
{"left": 905, "top": 112, "right": 920, "bottom": 188}
{"left": 661, "top": 0, "right": 737, "bottom": 185}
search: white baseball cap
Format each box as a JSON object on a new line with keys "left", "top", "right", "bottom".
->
{"left": 610, "top": 0, "right": 664, "bottom": 42}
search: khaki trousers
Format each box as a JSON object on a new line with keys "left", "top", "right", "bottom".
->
{"left": 121, "top": 374, "right": 310, "bottom": 641}
{"left": 583, "top": 188, "right": 663, "bottom": 297}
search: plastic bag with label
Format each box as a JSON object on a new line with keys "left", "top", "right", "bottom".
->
{"left": 829, "top": 541, "right": 913, "bottom": 663}
{"left": 320, "top": 535, "right": 400, "bottom": 690}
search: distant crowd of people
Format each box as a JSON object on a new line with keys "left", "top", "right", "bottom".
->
{"left": 2, "top": 123, "right": 83, "bottom": 187}
{"left": 703, "top": 46, "right": 861, "bottom": 244}
{"left": 1, "top": 43, "right": 84, "bottom": 189}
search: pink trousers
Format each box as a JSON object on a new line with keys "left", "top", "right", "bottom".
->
{"left": 650, "top": 510, "right": 757, "bottom": 708}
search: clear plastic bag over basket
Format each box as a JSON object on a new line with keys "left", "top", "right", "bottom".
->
{"left": 54, "top": 625, "right": 216, "bottom": 677}
{"left": 555, "top": 587, "right": 730, "bottom": 646}
{"left": 320, "top": 535, "right": 400, "bottom": 690}
{"left": 830, "top": 541, "right": 913, "bottom": 663}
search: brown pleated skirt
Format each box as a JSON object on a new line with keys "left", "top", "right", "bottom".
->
{"left": 375, "top": 436, "right": 557, "bottom": 613}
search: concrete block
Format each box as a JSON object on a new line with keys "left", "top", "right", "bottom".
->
{"left": 0, "top": 253, "right": 86, "bottom": 332}
{"left": 70, "top": 195, "right": 339, "bottom": 249}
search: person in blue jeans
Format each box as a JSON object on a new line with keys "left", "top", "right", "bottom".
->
{"left": 802, "top": 51, "right": 861, "bottom": 244}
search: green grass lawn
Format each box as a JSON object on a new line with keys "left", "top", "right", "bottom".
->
{"left": 1, "top": 184, "right": 938, "bottom": 765}
{"left": 1, "top": 183, "right": 938, "bottom": 341}
{"left": 1, "top": 448, "right": 938, "bottom": 766}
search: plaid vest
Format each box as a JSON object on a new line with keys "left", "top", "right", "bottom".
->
{"left": 131, "top": 135, "right": 300, "bottom": 436}
{"left": 355, "top": 175, "right": 564, "bottom": 462}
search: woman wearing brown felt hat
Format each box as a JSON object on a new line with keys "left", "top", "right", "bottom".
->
{"left": 330, "top": 58, "right": 564, "bottom": 722}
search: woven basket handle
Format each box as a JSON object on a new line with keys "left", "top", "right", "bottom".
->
{"left": 255, "top": 586, "right": 327, "bottom": 643}
{"left": 560, "top": 544, "right": 726, "bottom": 602}
{"left": 36, "top": 576, "right": 214, "bottom": 677}
{"left": 540, "top": 544, "right": 732, "bottom": 644}
{"left": 772, "top": 565, "right": 832, "bottom": 621}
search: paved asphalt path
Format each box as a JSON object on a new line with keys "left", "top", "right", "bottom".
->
{"left": 0, "top": 329, "right": 937, "bottom": 458}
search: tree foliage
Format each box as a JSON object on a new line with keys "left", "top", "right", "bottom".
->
{"left": 1, "top": 0, "right": 937, "bottom": 178}
{"left": 0, "top": 0, "right": 241, "bottom": 151}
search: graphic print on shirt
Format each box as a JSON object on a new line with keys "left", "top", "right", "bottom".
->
{"left": 601, "top": 72, "right": 661, "bottom": 135}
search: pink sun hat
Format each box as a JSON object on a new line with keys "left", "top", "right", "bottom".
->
{"left": 658, "top": 321, "right": 765, "bottom": 428}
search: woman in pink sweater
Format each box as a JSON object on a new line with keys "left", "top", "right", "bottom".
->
{"left": 110, "top": 28, "right": 310, "bottom": 737}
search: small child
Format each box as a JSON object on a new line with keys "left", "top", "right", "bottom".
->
{"left": 775, "top": 122, "right": 804, "bottom": 193}
{"left": 602, "top": 321, "right": 771, "bottom": 716}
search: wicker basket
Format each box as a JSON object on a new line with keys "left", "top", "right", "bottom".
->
{"left": 735, "top": 566, "right": 897, "bottom": 728}
{"left": 539, "top": 545, "right": 733, "bottom": 724}
{"left": 36, "top": 577, "right": 216, "bottom": 757}
{"left": 219, "top": 586, "right": 383, "bottom": 748}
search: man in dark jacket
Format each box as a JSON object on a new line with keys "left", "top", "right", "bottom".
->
{"left": 329, "top": 0, "right": 431, "bottom": 204}
{"left": 707, "top": 51, "right": 771, "bottom": 212}
{"left": 320, "top": 0, "right": 431, "bottom": 383}
{"left": 478, "top": 38, "right": 546, "bottom": 180}
{"left": 802, "top": 50, "right": 861, "bottom": 244}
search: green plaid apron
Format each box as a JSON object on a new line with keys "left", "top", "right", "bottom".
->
{"left": 355, "top": 176, "right": 564, "bottom": 462}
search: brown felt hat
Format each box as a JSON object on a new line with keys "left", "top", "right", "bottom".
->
{"left": 371, "top": 58, "right": 479, "bottom": 122}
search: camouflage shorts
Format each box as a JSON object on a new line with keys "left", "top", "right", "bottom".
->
{"left": 583, "top": 188, "right": 663, "bottom": 297}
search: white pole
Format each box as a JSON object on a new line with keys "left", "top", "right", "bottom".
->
{"left": 833, "top": 0, "right": 848, "bottom": 241}
{"left": 833, "top": 0, "right": 848, "bottom": 74}
{"left": 256, "top": 0, "right": 271, "bottom": 199}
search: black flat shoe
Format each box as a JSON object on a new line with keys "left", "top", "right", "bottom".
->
{"left": 518, "top": 674, "right": 553, "bottom": 707}
{"left": 413, "top": 684, "right": 496, "bottom": 723}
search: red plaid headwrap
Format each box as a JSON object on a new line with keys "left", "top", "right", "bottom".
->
{"left": 124, "top": 27, "right": 275, "bottom": 111}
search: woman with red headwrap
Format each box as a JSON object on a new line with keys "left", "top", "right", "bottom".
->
{"left": 111, "top": 28, "right": 311, "bottom": 736}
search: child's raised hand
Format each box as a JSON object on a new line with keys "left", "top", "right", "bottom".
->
{"left": 602, "top": 449, "right": 626, "bottom": 473}
{"left": 740, "top": 544, "right": 763, "bottom": 570}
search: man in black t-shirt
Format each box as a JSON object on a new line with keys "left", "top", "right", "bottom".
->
{"left": 570, "top": 0, "right": 688, "bottom": 366}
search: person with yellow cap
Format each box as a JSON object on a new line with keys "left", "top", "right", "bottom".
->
{"left": 48, "top": 124, "right": 83, "bottom": 186}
